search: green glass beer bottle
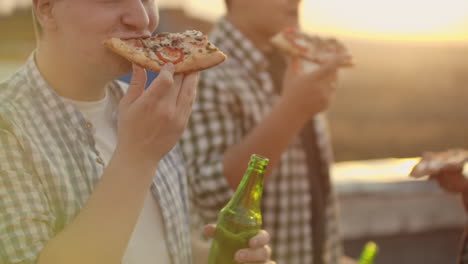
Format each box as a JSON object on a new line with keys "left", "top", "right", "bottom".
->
{"left": 208, "top": 154, "right": 269, "bottom": 264}
{"left": 358, "top": 241, "right": 379, "bottom": 264}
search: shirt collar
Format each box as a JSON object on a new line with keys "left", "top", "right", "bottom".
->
{"left": 210, "top": 17, "right": 269, "bottom": 72}
{"left": 23, "top": 52, "right": 123, "bottom": 131}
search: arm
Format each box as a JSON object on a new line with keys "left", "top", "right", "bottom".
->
{"left": 222, "top": 57, "right": 344, "bottom": 188}
{"left": 0, "top": 129, "right": 157, "bottom": 264}
{"left": 38, "top": 65, "right": 199, "bottom": 264}
{"left": 37, "top": 151, "right": 159, "bottom": 264}
{"left": 180, "top": 58, "right": 343, "bottom": 222}
{"left": 0, "top": 64, "right": 199, "bottom": 264}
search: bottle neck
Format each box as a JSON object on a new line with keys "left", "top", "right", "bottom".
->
{"left": 228, "top": 167, "right": 264, "bottom": 211}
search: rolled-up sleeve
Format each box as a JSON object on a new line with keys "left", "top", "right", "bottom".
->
{"left": 180, "top": 74, "right": 243, "bottom": 223}
{"left": 0, "top": 126, "right": 55, "bottom": 264}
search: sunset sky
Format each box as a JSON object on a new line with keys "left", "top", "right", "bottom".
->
{"left": 1, "top": 0, "right": 467, "bottom": 42}
{"left": 160, "top": 0, "right": 468, "bottom": 42}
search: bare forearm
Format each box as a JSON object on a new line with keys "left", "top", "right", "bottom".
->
{"left": 38, "top": 148, "right": 159, "bottom": 264}
{"left": 223, "top": 100, "right": 310, "bottom": 188}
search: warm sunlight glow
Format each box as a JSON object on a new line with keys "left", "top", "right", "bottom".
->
{"left": 1, "top": 0, "right": 466, "bottom": 42}
{"left": 158, "top": 0, "right": 468, "bottom": 42}
{"left": 331, "top": 158, "right": 422, "bottom": 183}
{"left": 301, "top": 0, "right": 468, "bottom": 42}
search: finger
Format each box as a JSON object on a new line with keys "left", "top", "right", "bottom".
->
{"left": 177, "top": 71, "right": 199, "bottom": 108}
{"left": 178, "top": 72, "right": 199, "bottom": 126}
{"left": 146, "top": 63, "right": 175, "bottom": 99}
{"left": 249, "top": 230, "right": 270, "bottom": 248}
{"left": 286, "top": 57, "right": 302, "bottom": 76}
{"left": 436, "top": 173, "right": 464, "bottom": 193}
{"left": 304, "top": 58, "right": 340, "bottom": 82}
{"left": 319, "top": 70, "right": 338, "bottom": 95}
{"left": 441, "top": 163, "right": 464, "bottom": 173}
{"left": 202, "top": 224, "right": 216, "bottom": 238}
{"left": 122, "top": 64, "right": 147, "bottom": 106}
{"left": 234, "top": 245, "right": 272, "bottom": 263}
{"left": 170, "top": 74, "right": 184, "bottom": 103}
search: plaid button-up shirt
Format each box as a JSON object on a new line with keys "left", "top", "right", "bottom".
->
{"left": 0, "top": 55, "right": 191, "bottom": 264}
{"left": 180, "top": 18, "right": 342, "bottom": 264}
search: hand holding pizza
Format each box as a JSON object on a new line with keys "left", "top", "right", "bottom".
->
{"left": 434, "top": 163, "right": 468, "bottom": 194}
{"left": 272, "top": 27, "right": 353, "bottom": 120}
{"left": 105, "top": 30, "right": 224, "bottom": 165}
{"left": 116, "top": 63, "right": 199, "bottom": 165}
{"left": 409, "top": 149, "right": 468, "bottom": 212}
{"left": 280, "top": 56, "right": 342, "bottom": 120}
{"left": 410, "top": 149, "right": 468, "bottom": 194}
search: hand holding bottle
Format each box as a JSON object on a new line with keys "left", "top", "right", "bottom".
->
{"left": 208, "top": 155, "right": 271, "bottom": 264}
{"left": 203, "top": 224, "right": 274, "bottom": 263}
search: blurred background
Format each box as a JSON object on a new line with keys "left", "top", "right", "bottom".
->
{"left": 1, "top": 0, "right": 467, "bottom": 263}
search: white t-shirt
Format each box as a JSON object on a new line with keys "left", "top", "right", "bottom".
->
{"left": 63, "top": 92, "right": 171, "bottom": 264}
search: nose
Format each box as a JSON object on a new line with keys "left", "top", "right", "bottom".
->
{"left": 121, "top": 1, "right": 152, "bottom": 33}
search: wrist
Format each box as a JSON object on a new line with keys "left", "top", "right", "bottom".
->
{"left": 275, "top": 98, "right": 314, "bottom": 126}
{"left": 112, "top": 145, "right": 160, "bottom": 176}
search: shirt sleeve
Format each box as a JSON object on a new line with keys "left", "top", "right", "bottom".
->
{"left": 0, "top": 122, "right": 56, "bottom": 264}
{"left": 180, "top": 72, "right": 243, "bottom": 223}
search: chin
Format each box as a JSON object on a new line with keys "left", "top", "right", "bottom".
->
{"left": 108, "top": 52, "right": 133, "bottom": 77}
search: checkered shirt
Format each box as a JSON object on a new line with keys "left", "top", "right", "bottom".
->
{"left": 180, "top": 18, "right": 343, "bottom": 264}
{"left": 0, "top": 55, "right": 191, "bottom": 264}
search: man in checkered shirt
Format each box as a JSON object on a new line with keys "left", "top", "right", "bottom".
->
{"left": 0, "top": 1, "right": 274, "bottom": 264}
{"left": 180, "top": 0, "right": 354, "bottom": 264}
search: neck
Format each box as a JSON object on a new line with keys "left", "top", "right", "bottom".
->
{"left": 228, "top": 167, "right": 264, "bottom": 211}
{"left": 226, "top": 14, "right": 274, "bottom": 53}
{"left": 35, "top": 40, "right": 109, "bottom": 102}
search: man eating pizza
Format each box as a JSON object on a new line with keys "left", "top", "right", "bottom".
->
{"left": 0, "top": 1, "right": 274, "bottom": 264}
{"left": 180, "top": 0, "right": 353, "bottom": 264}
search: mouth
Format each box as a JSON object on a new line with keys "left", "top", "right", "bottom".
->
{"left": 118, "top": 34, "right": 151, "bottom": 40}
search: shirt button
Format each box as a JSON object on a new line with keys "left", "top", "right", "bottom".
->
{"left": 96, "top": 156, "right": 105, "bottom": 166}
{"left": 86, "top": 122, "right": 93, "bottom": 130}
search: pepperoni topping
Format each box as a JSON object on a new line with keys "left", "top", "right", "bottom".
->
{"left": 155, "top": 47, "right": 185, "bottom": 64}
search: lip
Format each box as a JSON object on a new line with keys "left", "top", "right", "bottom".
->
{"left": 118, "top": 34, "right": 151, "bottom": 40}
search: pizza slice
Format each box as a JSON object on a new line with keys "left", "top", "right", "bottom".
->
{"left": 104, "top": 30, "right": 227, "bottom": 73}
{"left": 409, "top": 149, "right": 468, "bottom": 178}
{"left": 271, "top": 27, "right": 353, "bottom": 67}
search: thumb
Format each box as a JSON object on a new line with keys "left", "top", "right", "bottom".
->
{"left": 122, "top": 64, "right": 147, "bottom": 106}
{"left": 202, "top": 224, "right": 216, "bottom": 238}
